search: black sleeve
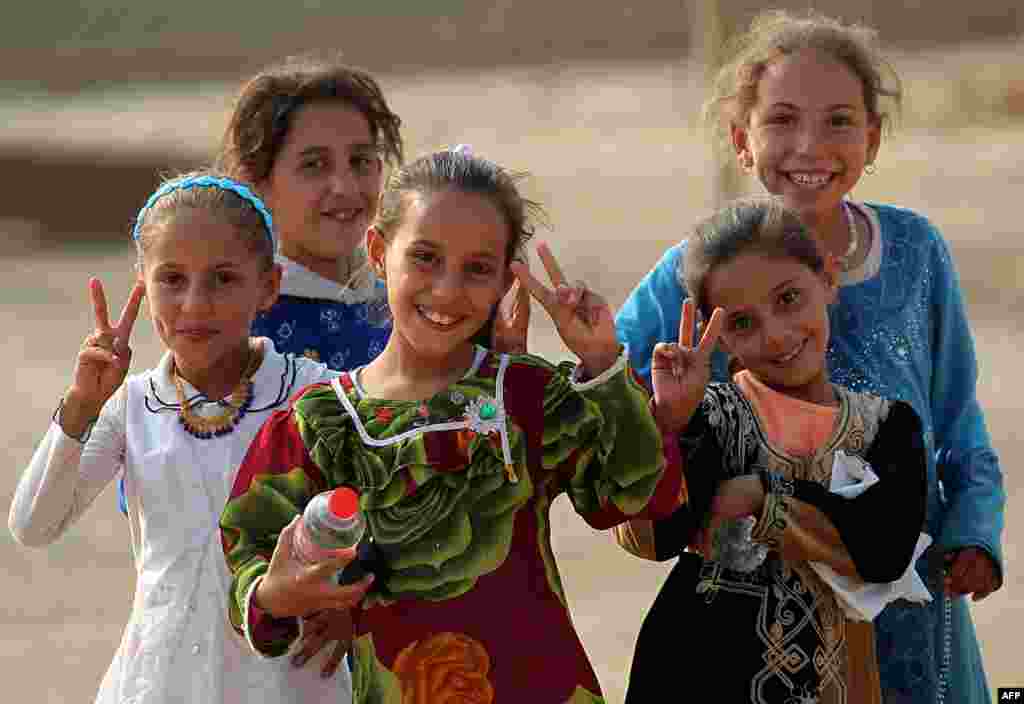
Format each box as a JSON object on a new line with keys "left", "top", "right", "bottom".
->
{"left": 789, "top": 401, "right": 927, "bottom": 583}
{"left": 650, "top": 404, "right": 723, "bottom": 561}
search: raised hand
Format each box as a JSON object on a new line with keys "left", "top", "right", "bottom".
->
{"left": 510, "top": 243, "right": 618, "bottom": 377}
{"left": 62, "top": 278, "right": 145, "bottom": 435}
{"left": 650, "top": 299, "right": 723, "bottom": 434}
{"left": 491, "top": 271, "right": 530, "bottom": 355}
{"left": 254, "top": 517, "right": 374, "bottom": 619}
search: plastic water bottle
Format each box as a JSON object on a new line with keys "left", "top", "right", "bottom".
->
{"left": 292, "top": 487, "right": 373, "bottom": 585}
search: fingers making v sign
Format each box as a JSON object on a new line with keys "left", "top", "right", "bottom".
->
{"left": 490, "top": 266, "right": 530, "bottom": 355}
{"left": 63, "top": 278, "right": 145, "bottom": 431}
{"left": 510, "top": 243, "right": 619, "bottom": 377}
{"left": 649, "top": 299, "right": 724, "bottom": 434}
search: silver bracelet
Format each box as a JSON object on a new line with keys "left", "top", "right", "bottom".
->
{"left": 53, "top": 397, "right": 97, "bottom": 444}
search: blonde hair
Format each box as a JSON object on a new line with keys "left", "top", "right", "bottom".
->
{"left": 134, "top": 169, "right": 274, "bottom": 273}
{"left": 703, "top": 9, "right": 902, "bottom": 145}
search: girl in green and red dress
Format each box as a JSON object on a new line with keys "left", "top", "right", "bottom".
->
{"left": 219, "top": 147, "right": 695, "bottom": 703}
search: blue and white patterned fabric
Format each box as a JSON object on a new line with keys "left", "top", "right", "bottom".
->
{"left": 252, "top": 257, "right": 391, "bottom": 372}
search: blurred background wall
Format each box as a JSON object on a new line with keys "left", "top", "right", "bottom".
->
{"left": 2, "top": 3, "right": 1021, "bottom": 703}
{"left": 3, "top": 0, "right": 1022, "bottom": 85}
{"left": 2, "top": 0, "right": 1023, "bottom": 247}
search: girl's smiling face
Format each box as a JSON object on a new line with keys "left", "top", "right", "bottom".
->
{"left": 732, "top": 48, "right": 881, "bottom": 225}
{"left": 707, "top": 250, "right": 837, "bottom": 405}
{"left": 260, "top": 101, "right": 383, "bottom": 278}
{"left": 141, "top": 211, "right": 280, "bottom": 384}
{"left": 368, "top": 189, "right": 511, "bottom": 365}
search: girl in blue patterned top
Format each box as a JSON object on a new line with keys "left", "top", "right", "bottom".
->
{"left": 218, "top": 54, "right": 404, "bottom": 372}
{"left": 614, "top": 10, "right": 1004, "bottom": 704}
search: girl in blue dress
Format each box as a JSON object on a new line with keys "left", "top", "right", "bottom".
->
{"left": 614, "top": 11, "right": 1004, "bottom": 704}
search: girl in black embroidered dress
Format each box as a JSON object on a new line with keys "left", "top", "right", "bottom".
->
{"left": 615, "top": 198, "right": 927, "bottom": 704}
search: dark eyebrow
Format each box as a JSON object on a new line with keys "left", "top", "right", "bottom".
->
{"left": 772, "top": 277, "right": 798, "bottom": 292}
{"left": 298, "top": 142, "right": 379, "bottom": 157}
{"left": 152, "top": 260, "right": 242, "bottom": 271}
{"left": 766, "top": 102, "right": 858, "bottom": 112}
{"left": 411, "top": 238, "right": 502, "bottom": 261}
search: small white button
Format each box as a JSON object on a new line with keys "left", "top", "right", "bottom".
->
{"left": 192, "top": 643, "right": 201, "bottom": 655}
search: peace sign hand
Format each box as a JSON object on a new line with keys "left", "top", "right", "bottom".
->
{"left": 491, "top": 269, "right": 530, "bottom": 355}
{"left": 63, "top": 278, "right": 145, "bottom": 431}
{"left": 650, "top": 299, "right": 723, "bottom": 434}
{"left": 510, "top": 243, "right": 619, "bottom": 377}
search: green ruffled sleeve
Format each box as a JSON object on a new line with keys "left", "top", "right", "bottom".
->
{"left": 541, "top": 351, "right": 680, "bottom": 529}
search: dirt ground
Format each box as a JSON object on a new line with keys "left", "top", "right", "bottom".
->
{"left": 1, "top": 57, "right": 1021, "bottom": 702}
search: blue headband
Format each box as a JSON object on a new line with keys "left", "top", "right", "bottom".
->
{"left": 132, "top": 175, "right": 275, "bottom": 248}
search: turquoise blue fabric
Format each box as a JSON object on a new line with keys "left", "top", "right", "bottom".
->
{"left": 615, "top": 203, "right": 1004, "bottom": 704}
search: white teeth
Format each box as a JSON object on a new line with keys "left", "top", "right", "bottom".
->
{"left": 776, "top": 341, "right": 805, "bottom": 363}
{"left": 326, "top": 209, "right": 360, "bottom": 221}
{"left": 418, "top": 307, "right": 459, "bottom": 326}
{"left": 789, "top": 172, "right": 831, "bottom": 187}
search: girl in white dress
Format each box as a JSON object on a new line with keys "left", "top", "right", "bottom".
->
{"left": 8, "top": 171, "right": 369, "bottom": 703}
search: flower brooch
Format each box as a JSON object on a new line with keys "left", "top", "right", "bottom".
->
{"left": 463, "top": 395, "right": 517, "bottom": 483}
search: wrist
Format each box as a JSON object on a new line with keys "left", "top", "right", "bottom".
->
{"left": 62, "top": 388, "right": 103, "bottom": 418}
{"left": 651, "top": 398, "right": 685, "bottom": 435}
{"left": 55, "top": 394, "right": 100, "bottom": 442}
{"left": 252, "top": 577, "right": 278, "bottom": 617}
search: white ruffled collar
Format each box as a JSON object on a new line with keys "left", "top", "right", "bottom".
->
{"left": 147, "top": 337, "right": 290, "bottom": 410}
{"left": 277, "top": 255, "right": 382, "bottom": 304}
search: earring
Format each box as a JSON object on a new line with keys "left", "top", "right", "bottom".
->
{"left": 865, "top": 162, "right": 876, "bottom": 175}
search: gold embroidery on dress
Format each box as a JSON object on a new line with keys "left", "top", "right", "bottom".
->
{"left": 695, "top": 383, "right": 890, "bottom": 704}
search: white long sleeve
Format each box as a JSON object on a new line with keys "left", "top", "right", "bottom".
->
{"left": 8, "top": 389, "right": 126, "bottom": 547}
{"left": 11, "top": 346, "right": 353, "bottom": 704}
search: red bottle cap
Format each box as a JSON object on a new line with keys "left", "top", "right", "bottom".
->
{"left": 328, "top": 487, "right": 360, "bottom": 519}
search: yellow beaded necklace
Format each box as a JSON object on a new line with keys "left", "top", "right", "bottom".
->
{"left": 172, "top": 341, "right": 262, "bottom": 439}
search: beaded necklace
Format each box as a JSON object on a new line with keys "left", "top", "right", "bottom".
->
{"left": 837, "top": 200, "right": 861, "bottom": 271}
{"left": 172, "top": 342, "right": 261, "bottom": 439}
